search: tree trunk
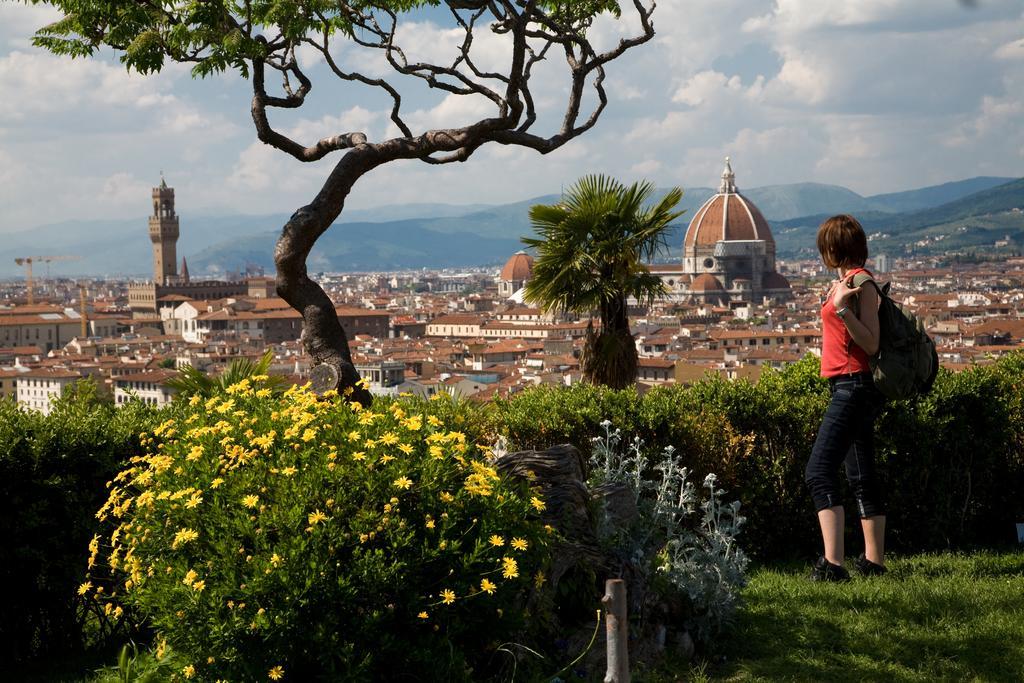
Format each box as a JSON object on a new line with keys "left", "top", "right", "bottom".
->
{"left": 274, "top": 147, "right": 387, "bottom": 406}
{"left": 583, "top": 293, "right": 637, "bottom": 390}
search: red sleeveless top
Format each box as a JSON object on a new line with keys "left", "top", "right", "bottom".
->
{"left": 820, "top": 267, "right": 873, "bottom": 378}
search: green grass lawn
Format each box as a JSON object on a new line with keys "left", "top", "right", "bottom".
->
{"left": 680, "top": 551, "right": 1024, "bottom": 682}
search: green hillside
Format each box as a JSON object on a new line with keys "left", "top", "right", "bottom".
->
{"left": 771, "top": 177, "right": 1024, "bottom": 258}
{"left": 742, "top": 182, "right": 883, "bottom": 220}
{"left": 866, "top": 176, "right": 1015, "bottom": 213}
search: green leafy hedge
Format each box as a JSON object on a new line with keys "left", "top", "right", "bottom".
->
{"left": 1, "top": 383, "right": 156, "bottom": 665}
{"left": 488, "top": 353, "right": 1024, "bottom": 559}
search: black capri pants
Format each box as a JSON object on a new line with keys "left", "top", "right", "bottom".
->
{"left": 804, "top": 372, "right": 887, "bottom": 518}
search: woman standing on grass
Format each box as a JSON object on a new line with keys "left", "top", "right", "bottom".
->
{"left": 805, "top": 214, "right": 888, "bottom": 581}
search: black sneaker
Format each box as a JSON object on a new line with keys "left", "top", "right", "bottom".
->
{"left": 809, "top": 556, "right": 850, "bottom": 582}
{"left": 854, "top": 553, "right": 887, "bottom": 577}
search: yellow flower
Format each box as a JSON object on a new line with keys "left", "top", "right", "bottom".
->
{"left": 187, "top": 445, "right": 204, "bottom": 461}
{"left": 251, "top": 432, "right": 276, "bottom": 449}
{"left": 440, "top": 491, "right": 454, "bottom": 503}
{"left": 185, "top": 492, "right": 203, "bottom": 509}
{"left": 280, "top": 466, "right": 297, "bottom": 477}
{"left": 418, "top": 611, "right": 429, "bottom": 620}
{"left": 269, "top": 665, "right": 285, "bottom": 680}
{"left": 425, "top": 519, "right": 435, "bottom": 530}
{"left": 308, "top": 510, "right": 328, "bottom": 526}
{"left": 215, "top": 398, "right": 235, "bottom": 414}
{"left": 172, "top": 528, "right": 199, "bottom": 549}
{"left": 427, "top": 415, "right": 443, "bottom": 427}
{"left": 301, "top": 428, "right": 317, "bottom": 442}
{"left": 534, "top": 571, "right": 546, "bottom": 588}
{"left": 348, "top": 430, "right": 362, "bottom": 442}
{"left": 242, "top": 494, "right": 259, "bottom": 508}
{"left": 189, "top": 395, "right": 201, "bottom": 407}
{"left": 113, "top": 605, "right": 124, "bottom": 618}
{"left": 501, "top": 556, "right": 519, "bottom": 579}
{"left": 255, "top": 388, "right": 272, "bottom": 398}
{"left": 441, "top": 589, "right": 456, "bottom": 605}
{"left": 352, "top": 451, "right": 366, "bottom": 461}
{"left": 210, "top": 478, "right": 225, "bottom": 489}
{"left": 480, "top": 578, "right": 497, "bottom": 595}
{"left": 511, "top": 537, "right": 528, "bottom": 551}
{"left": 464, "top": 474, "right": 493, "bottom": 497}
{"left": 397, "top": 443, "right": 414, "bottom": 455}
{"left": 379, "top": 432, "right": 399, "bottom": 446}
{"left": 429, "top": 445, "right": 444, "bottom": 459}
{"left": 77, "top": 581, "right": 92, "bottom": 596}
{"left": 393, "top": 476, "right": 413, "bottom": 490}
{"left": 270, "top": 553, "right": 283, "bottom": 567}
{"left": 191, "top": 580, "right": 206, "bottom": 592}
{"left": 530, "top": 496, "right": 547, "bottom": 512}
{"left": 182, "top": 664, "right": 196, "bottom": 679}
{"left": 404, "top": 416, "right": 422, "bottom": 431}
{"left": 225, "top": 378, "right": 251, "bottom": 394}
{"left": 183, "top": 569, "right": 198, "bottom": 586}
{"left": 488, "top": 535, "right": 505, "bottom": 548}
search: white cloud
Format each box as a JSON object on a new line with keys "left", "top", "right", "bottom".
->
{"left": 995, "top": 38, "right": 1024, "bottom": 61}
{"left": 630, "top": 159, "right": 662, "bottom": 175}
{"left": 100, "top": 173, "right": 151, "bottom": 206}
{"left": 745, "top": 0, "right": 1022, "bottom": 33}
{"left": 1, "top": 1, "right": 1024, "bottom": 231}
{"left": 0, "top": 4, "right": 62, "bottom": 50}
{"left": 0, "top": 50, "right": 184, "bottom": 121}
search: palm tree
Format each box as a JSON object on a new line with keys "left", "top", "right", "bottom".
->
{"left": 522, "top": 175, "right": 684, "bottom": 389}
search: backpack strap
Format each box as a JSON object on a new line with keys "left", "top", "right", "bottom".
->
{"left": 849, "top": 271, "right": 881, "bottom": 318}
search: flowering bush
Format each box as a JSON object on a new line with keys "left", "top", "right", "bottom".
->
{"left": 84, "top": 380, "right": 552, "bottom": 681}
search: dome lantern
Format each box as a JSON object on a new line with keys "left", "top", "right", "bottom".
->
{"left": 719, "top": 156, "right": 737, "bottom": 194}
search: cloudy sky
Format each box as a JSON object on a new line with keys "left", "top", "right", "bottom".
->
{"left": 1, "top": 0, "right": 1022, "bottom": 234}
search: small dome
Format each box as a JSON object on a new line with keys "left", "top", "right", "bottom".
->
{"left": 762, "top": 272, "right": 791, "bottom": 289}
{"left": 500, "top": 251, "right": 534, "bottom": 281}
{"left": 683, "top": 159, "right": 774, "bottom": 249}
{"left": 691, "top": 273, "right": 725, "bottom": 292}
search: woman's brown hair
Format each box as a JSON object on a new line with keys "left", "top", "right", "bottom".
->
{"left": 816, "top": 214, "right": 868, "bottom": 269}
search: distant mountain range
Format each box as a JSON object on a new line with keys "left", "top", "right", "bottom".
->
{"left": 773, "top": 177, "right": 1024, "bottom": 258}
{"left": 0, "top": 176, "right": 1019, "bottom": 277}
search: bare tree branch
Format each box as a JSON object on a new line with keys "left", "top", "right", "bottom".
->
{"left": 251, "top": 58, "right": 368, "bottom": 162}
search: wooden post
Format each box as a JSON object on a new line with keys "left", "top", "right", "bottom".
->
{"left": 602, "top": 578, "right": 630, "bottom": 683}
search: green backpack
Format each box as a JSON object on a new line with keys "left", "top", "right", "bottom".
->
{"left": 851, "top": 272, "right": 939, "bottom": 400}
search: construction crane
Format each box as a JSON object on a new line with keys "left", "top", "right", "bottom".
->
{"left": 13, "top": 255, "right": 81, "bottom": 305}
{"left": 79, "top": 282, "right": 89, "bottom": 339}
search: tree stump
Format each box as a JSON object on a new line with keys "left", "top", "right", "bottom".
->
{"left": 493, "top": 444, "right": 606, "bottom": 586}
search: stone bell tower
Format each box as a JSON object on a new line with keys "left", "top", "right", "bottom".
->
{"left": 149, "top": 173, "right": 179, "bottom": 285}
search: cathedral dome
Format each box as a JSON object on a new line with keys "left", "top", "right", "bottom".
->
{"left": 762, "top": 271, "right": 791, "bottom": 289}
{"left": 691, "top": 273, "right": 725, "bottom": 292}
{"left": 500, "top": 251, "right": 534, "bottom": 281}
{"left": 684, "top": 158, "right": 774, "bottom": 249}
